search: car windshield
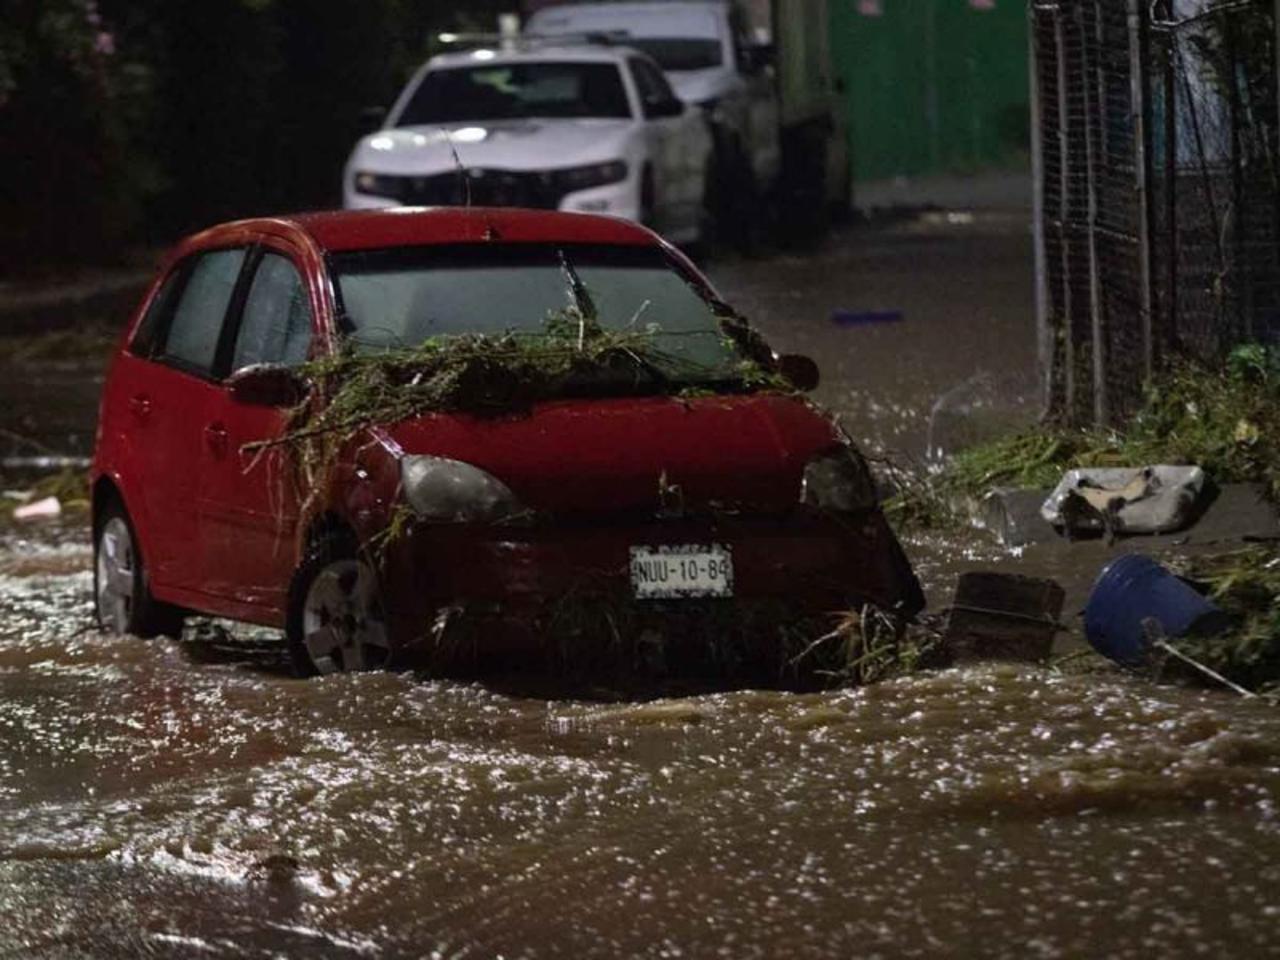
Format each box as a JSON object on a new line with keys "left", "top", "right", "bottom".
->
{"left": 622, "top": 38, "right": 723, "bottom": 71}
{"left": 396, "top": 62, "right": 631, "bottom": 125}
{"left": 329, "top": 244, "right": 751, "bottom": 390}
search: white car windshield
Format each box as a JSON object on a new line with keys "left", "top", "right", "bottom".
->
{"left": 397, "top": 62, "right": 631, "bottom": 125}
{"left": 329, "top": 244, "right": 750, "bottom": 387}
{"left": 621, "top": 38, "right": 722, "bottom": 72}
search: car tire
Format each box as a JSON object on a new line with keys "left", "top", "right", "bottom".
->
{"left": 830, "top": 159, "right": 853, "bottom": 226}
{"left": 708, "top": 137, "right": 759, "bottom": 254}
{"left": 286, "top": 535, "right": 392, "bottom": 677}
{"left": 94, "top": 502, "right": 184, "bottom": 639}
{"left": 689, "top": 160, "right": 719, "bottom": 255}
{"left": 639, "top": 167, "right": 657, "bottom": 230}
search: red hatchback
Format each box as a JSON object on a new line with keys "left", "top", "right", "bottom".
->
{"left": 92, "top": 208, "right": 922, "bottom": 678}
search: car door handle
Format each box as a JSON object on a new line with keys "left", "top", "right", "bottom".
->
{"left": 128, "top": 394, "right": 152, "bottom": 420}
{"left": 204, "top": 423, "right": 228, "bottom": 456}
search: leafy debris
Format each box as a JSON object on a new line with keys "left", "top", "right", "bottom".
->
{"left": 1167, "top": 547, "right": 1280, "bottom": 694}
{"left": 888, "top": 344, "right": 1280, "bottom": 530}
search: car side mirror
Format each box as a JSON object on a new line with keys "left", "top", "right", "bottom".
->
{"left": 647, "top": 97, "right": 685, "bottom": 119}
{"left": 227, "top": 363, "right": 307, "bottom": 407}
{"left": 360, "top": 105, "right": 387, "bottom": 131}
{"left": 777, "top": 354, "right": 820, "bottom": 392}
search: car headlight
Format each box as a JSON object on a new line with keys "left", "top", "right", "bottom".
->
{"left": 400, "top": 455, "right": 524, "bottom": 523}
{"left": 801, "top": 448, "right": 878, "bottom": 513}
{"left": 552, "top": 160, "right": 628, "bottom": 193}
{"left": 353, "top": 170, "right": 402, "bottom": 199}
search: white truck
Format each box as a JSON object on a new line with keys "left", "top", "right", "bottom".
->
{"left": 524, "top": 0, "right": 848, "bottom": 242}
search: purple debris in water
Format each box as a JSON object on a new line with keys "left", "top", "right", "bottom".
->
{"left": 830, "top": 309, "right": 904, "bottom": 327}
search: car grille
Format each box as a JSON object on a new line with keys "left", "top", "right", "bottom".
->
{"left": 371, "top": 169, "right": 566, "bottom": 209}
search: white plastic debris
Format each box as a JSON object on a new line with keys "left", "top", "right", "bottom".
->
{"left": 13, "top": 496, "right": 62, "bottom": 522}
{"left": 1041, "top": 466, "right": 1206, "bottom": 536}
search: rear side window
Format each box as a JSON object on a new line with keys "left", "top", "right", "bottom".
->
{"left": 161, "top": 248, "right": 246, "bottom": 375}
{"left": 129, "top": 269, "right": 183, "bottom": 358}
{"left": 231, "top": 253, "right": 313, "bottom": 372}
{"left": 630, "top": 58, "right": 678, "bottom": 116}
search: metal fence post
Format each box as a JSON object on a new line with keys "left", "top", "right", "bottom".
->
{"left": 1055, "top": 10, "right": 1075, "bottom": 420}
{"left": 1225, "top": 11, "right": 1251, "bottom": 342}
{"left": 1129, "top": 0, "right": 1155, "bottom": 382}
{"left": 1083, "top": 1, "right": 1108, "bottom": 426}
{"left": 1164, "top": 3, "right": 1178, "bottom": 361}
{"left": 1030, "top": 3, "right": 1053, "bottom": 418}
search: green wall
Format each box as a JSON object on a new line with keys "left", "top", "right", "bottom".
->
{"left": 830, "top": 0, "right": 1031, "bottom": 183}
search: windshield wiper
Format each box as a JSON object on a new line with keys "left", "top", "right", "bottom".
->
{"left": 558, "top": 249, "right": 598, "bottom": 349}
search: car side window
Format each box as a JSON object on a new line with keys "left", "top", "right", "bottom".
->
{"left": 231, "top": 253, "right": 314, "bottom": 372}
{"left": 159, "top": 248, "right": 247, "bottom": 376}
{"left": 630, "top": 58, "right": 677, "bottom": 118}
{"left": 129, "top": 267, "right": 183, "bottom": 358}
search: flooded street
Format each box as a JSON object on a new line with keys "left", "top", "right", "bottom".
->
{"left": 3, "top": 533, "right": 1279, "bottom": 957}
{"left": 3, "top": 217, "right": 1279, "bottom": 957}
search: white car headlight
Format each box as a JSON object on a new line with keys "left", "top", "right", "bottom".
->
{"left": 552, "top": 161, "right": 628, "bottom": 193}
{"left": 400, "top": 455, "right": 524, "bottom": 523}
{"left": 353, "top": 170, "right": 400, "bottom": 199}
{"left": 801, "top": 448, "right": 878, "bottom": 513}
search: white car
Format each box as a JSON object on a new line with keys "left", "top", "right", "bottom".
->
{"left": 524, "top": 2, "right": 784, "bottom": 209}
{"left": 344, "top": 41, "right": 712, "bottom": 246}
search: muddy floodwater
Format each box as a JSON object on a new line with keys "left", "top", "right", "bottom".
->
{"left": 3, "top": 214, "right": 1279, "bottom": 957}
{"left": 2, "top": 532, "right": 1279, "bottom": 958}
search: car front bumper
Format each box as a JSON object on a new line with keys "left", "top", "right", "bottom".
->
{"left": 378, "top": 509, "right": 923, "bottom": 671}
{"left": 343, "top": 174, "right": 639, "bottom": 221}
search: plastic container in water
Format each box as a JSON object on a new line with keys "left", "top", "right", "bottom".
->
{"left": 1083, "top": 554, "right": 1231, "bottom": 666}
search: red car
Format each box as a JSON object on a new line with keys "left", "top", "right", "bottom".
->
{"left": 92, "top": 208, "right": 922, "bottom": 678}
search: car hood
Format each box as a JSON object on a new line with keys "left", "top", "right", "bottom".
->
{"left": 383, "top": 393, "right": 842, "bottom": 515}
{"left": 350, "top": 119, "right": 633, "bottom": 175}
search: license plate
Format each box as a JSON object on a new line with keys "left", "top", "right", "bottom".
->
{"left": 629, "top": 544, "right": 734, "bottom": 599}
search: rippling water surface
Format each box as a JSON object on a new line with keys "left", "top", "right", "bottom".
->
{"left": 1, "top": 535, "right": 1278, "bottom": 959}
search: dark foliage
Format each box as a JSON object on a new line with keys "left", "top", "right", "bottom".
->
{"left": 0, "top": 0, "right": 509, "bottom": 271}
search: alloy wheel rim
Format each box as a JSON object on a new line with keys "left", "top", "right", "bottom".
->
{"left": 301, "top": 559, "right": 390, "bottom": 674}
{"left": 96, "top": 517, "right": 135, "bottom": 634}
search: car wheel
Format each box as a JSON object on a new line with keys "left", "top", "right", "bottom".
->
{"left": 287, "top": 537, "right": 392, "bottom": 676}
{"left": 830, "top": 158, "right": 853, "bottom": 226}
{"left": 639, "top": 167, "right": 656, "bottom": 229}
{"left": 94, "top": 503, "right": 184, "bottom": 638}
{"left": 709, "top": 139, "right": 759, "bottom": 254}
{"left": 691, "top": 160, "right": 718, "bottom": 253}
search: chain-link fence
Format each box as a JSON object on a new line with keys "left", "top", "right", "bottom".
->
{"left": 1032, "top": 0, "right": 1280, "bottom": 426}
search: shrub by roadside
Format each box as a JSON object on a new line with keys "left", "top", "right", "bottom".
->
{"left": 1172, "top": 548, "right": 1280, "bottom": 695}
{"left": 885, "top": 344, "right": 1280, "bottom": 532}
{"left": 882, "top": 345, "right": 1280, "bottom": 693}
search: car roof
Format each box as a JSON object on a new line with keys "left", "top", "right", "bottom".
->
{"left": 194, "top": 207, "right": 659, "bottom": 255}
{"left": 427, "top": 44, "right": 632, "bottom": 71}
{"left": 525, "top": 2, "right": 728, "bottom": 35}
{"left": 527, "top": 0, "right": 730, "bottom": 17}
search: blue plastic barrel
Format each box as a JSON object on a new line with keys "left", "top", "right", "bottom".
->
{"left": 1083, "top": 554, "right": 1231, "bottom": 666}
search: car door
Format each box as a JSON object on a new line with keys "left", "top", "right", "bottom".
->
{"left": 196, "top": 243, "right": 316, "bottom": 614}
{"left": 630, "top": 56, "right": 684, "bottom": 231}
{"left": 121, "top": 247, "right": 249, "bottom": 594}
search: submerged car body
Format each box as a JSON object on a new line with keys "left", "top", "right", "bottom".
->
{"left": 91, "top": 208, "right": 922, "bottom": 678}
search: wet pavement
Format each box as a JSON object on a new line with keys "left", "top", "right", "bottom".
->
{"left": 2, "top": 214, "right": 1279, "bottom": 957}
{"left": 713, "top": 210, "right": 1040, "bottom": 459}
